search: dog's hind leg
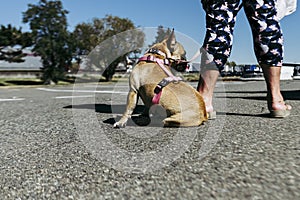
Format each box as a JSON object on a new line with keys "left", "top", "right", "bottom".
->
{"left": 114, "top": 89, "right": 138, "bottom": 128}
{"left": 163, "top": 112, "right": 204, "bottom": 127}
{"left": 163, "top": 113, "right": 183, "bottom": 127}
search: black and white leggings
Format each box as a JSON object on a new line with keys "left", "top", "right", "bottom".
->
{"left": 201, "top": 0, "right": 283, "bottom": 70}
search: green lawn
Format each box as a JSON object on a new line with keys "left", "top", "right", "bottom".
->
{"left": 0, "top": 78, "right": 74, "bottom": 86}
{"left": 0, "top": 78, "right": 43, "bottom": 86}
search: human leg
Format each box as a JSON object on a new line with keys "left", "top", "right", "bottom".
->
{"left": 197, "top": 68, "right": 219, "bottom": 114}
{"left": 198, "top": 0, "right": 240, "bottom": 115}
{"left": 261, "top": 64, "right": 292, "bottom": 117}
{"left": 244, "top": 0, "right": 291, "bottom": 117}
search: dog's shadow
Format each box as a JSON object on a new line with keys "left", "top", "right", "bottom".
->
{"left": 64, "top": 104, "right": 154, "bottom": 126}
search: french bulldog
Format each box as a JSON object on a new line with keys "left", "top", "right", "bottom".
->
{"left": 114, "top": 30, "right": 208, "bottom": 127}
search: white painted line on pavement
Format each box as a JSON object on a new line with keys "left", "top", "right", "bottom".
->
{"left": 55, "top": 95, "right": 94, "bottom": 99}
{"left": 36, "top": 87, "right": 128, "bottom": 94}
{"left": 0, "top": 98, "right": 25, "bottom": 102}
{"left": 84, "top": 85, "right": 129, "bottom": 88}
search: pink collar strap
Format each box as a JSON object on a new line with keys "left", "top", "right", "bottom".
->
{"left": 138, "top": 55, "right": 170, "bottom": 66}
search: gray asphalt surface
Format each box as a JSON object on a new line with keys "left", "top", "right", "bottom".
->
{"left": 0, "top": 79, "right": 299, "bottom": 199}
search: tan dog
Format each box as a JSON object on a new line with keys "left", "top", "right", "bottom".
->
{"left": 114, "top": 30, "right": 208, "bottom": 128}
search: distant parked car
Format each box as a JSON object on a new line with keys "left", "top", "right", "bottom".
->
{"left": 242, "top": 65, "right": 264, "bottom": 78}
{"left": 220, "top": 64, "right": 234, "bottom": 77}
{"left": 220, "top": 70, "right": 233, "bottom": 77}
{"left": 233, "top": 65, "right": 243, "bottom": 76}
{"left": 293, "top": 66, "right": 300, "bottom": 76}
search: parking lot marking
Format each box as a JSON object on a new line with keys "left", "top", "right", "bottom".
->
{"left": 36, "top": 87, "right": 128, "bottom": 94}
{"left": 0, "top": 98, "right": 25, "bottom": 102}
{"left": 55, "top": 95, "right": 94, "bottom": 99}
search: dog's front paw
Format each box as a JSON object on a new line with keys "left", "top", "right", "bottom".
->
{"left": 113, "top": 121, "right": 127, "bottom": 128}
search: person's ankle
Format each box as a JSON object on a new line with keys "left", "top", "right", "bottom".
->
{"left": 200, "top": 96, "right": 212, "bottom": 110}
{"left": 205, "top": 104, "right": 214, "bottom": 113}
{"left": 266, "top": 92, "right": 285, "bottom": 110}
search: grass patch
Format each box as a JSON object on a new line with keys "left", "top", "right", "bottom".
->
{"left": 5, "top": 79, "right": 44, "bottom": 86}
{"left": 0, "top": 76, "right": 115, "bottom": 86}
{"left": 0, "top": 78, "right": 72, "bottom": 86}
{"left": 182, "top": 73, "right": 199, "bottom": 82}
{"left": 0, "top": 78, "right": 42, "bottom": 86}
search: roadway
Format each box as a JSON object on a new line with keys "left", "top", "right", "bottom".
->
{"left": 0, "top": 79, "right": 299, "bottom": 199}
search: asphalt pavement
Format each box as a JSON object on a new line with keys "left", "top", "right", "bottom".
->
{"left": 0, "top": 79, "right": 299, "bottom": 199}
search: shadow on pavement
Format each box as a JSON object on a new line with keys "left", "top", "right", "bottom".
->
{"left": 282, "top": 90, "right": 300, "bottom": 100}
{"left": 221, "top": 90, "right": 300, "bottom": 101}
{"left": 64, "top": 104, "right": 152, "bottom": 126}
{"left": 219, "top": 112, "right": 270, "bottom": 118}
{"left": 64, "top": 104, "right": 145, "bottom": 114}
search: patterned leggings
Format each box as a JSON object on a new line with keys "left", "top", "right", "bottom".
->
{"left": 201, "top": 0, "right": 283, "bottom": 71}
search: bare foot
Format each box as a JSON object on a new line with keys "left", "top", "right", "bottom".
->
{"left": 269, "top": 101, "right": 292, "bottom": 112}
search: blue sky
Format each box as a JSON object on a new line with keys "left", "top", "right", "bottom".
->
{"left": 0, "top": 0, "right": 299, "bottom": 64}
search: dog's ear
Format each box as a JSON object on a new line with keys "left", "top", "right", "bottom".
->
{"left": 166, "top": 29, "right": 176, "bottom": 52}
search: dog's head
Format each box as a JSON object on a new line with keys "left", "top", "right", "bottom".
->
{"left": 148, "top": 29, "right": 188, "bottom": 72}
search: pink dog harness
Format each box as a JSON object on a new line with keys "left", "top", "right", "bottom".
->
{"left": 138, "top": 55, "right": 182, "bottom": 104}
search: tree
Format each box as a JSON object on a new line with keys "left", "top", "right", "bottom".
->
{"left": 72, "top": 18, "right": 106, "bottom": 73}
{"left": 73, "top": 15, "right": 145, "bottom": 81}
{"left": 72, "top": 18, "right": 105, "bottom": 56}
{"left": 226, "top": 61, "right": 237, "bottom": 67}
{"left": 0, "top": 24, "right": 33, "bottom": 63}
{"left": 152, "top": 26, "right": 172, "bottom": 45}
{"left": 101, "top": 15, "right": 142, "bottom": 81}
{"left": 23, "top": 0, "right": 73, "bottom": 84}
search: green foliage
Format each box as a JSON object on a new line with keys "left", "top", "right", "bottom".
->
{"left": 1, "top": 0, "right": 145, "bottom": 82}
{"left": 0, "top": 24, "right": 33, "bottom": 62}
{"left": 152, "top": 25, "right": 172, "bottom": 45}
{"left": 72, "top": 18, "right": 105, "bottom": 55}
{"left": 23, "top": 0, "right": 73, "bottom": 84}
{"left": 226, "top": 61, "right": 237, "bottom": 67}
{"left": 73, "top": 15, "right": 144, "bottom": 81}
